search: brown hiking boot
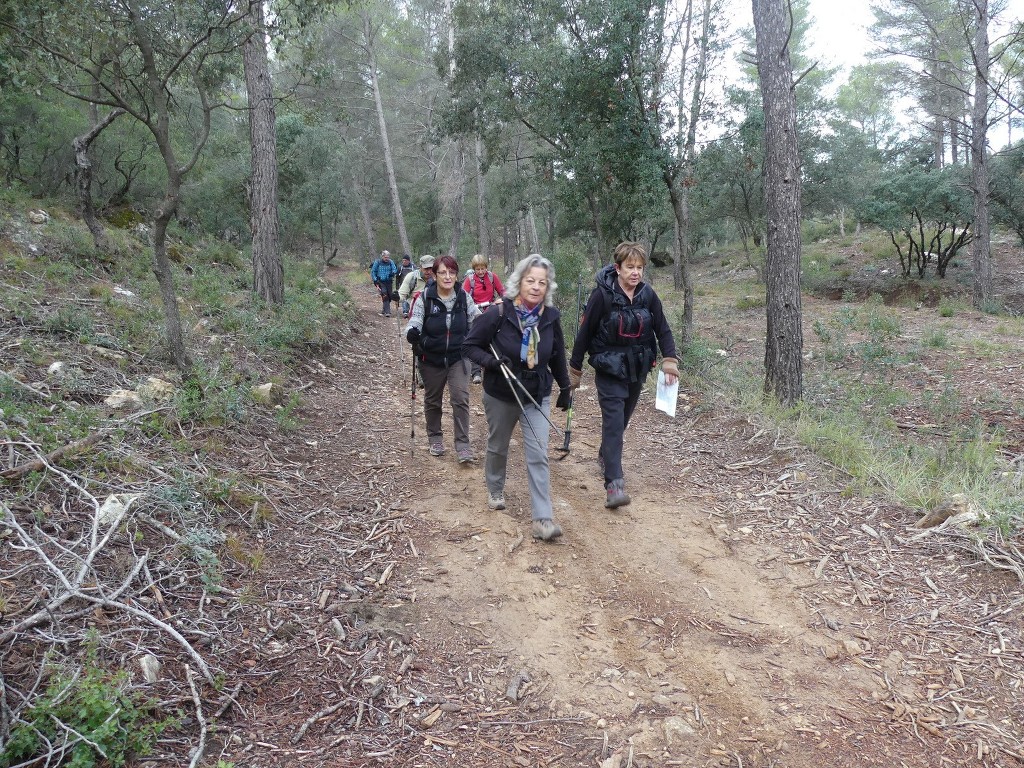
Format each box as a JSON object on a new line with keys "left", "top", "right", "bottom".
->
{"left": 605, "top": 479, "right": 631, "bottom": 509}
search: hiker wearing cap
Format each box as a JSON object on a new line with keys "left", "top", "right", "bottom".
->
{"left": 568, "top": 241, "right": 678, "bottom": 510}
{"left": 462, "top": 254, "right": 572, "bottom": 542}
{"left": 463, "top": 254, "right": 505, "bottom": 384}
{"left": 405, "top": 255, "right": 481, "bottom": 464}
{"left": 370, "top": 250, "right": 399, "bottom": 316}
{"left": 395, "top": 254, "right": 414, "bottom": 317}
{"left": 399, "top": 255, "right": 436, "bottom": 314}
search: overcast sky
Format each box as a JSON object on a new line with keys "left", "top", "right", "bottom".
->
{"left": 731, "top": 0, "right": 1024, "bottom": 76}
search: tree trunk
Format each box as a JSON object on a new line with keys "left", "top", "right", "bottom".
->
{"left": 475, "top": 133, "right": 490, "bottom": 255}
{"left": 753, "top": 0, "right": 803, "bottom": 405}
{"left": 669, "top": 185, "right": 695, "bottom": 345}
{"left": 668, "top": 0, "right": 710, "bottom": 345}
{"left": 153, "top": 183, "right": 191, "bottom": 373}
{"left": 971, "top": 0, "right": 993, "bottom": 308}
{"left": 587, "top": 192, "right": 604, "bottom": 271}
{"left": 244, "top": 1, "right": 283, "bottom": 304}
{"left": 364, "top": 13, "right": 412, "bottom": 258}
{"left": 352, "top": 171, "right": 377, "bottom": 265}
{"left": 73, "top": 107, "right": 123, "bottom": 252}
{"left": 449, "top": 139, "right": 466, "bottom": 257}
{"left": 502, "top": 223, "right": 510, "bottom": 273}
{"left": 526, "top": 207, "right": 540, "bottom": 252}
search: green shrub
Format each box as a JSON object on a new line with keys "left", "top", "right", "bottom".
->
{"left": 937, "top": 301, "right": 956, "bottom": 317}
{"left": 735, "top": 293, "right": 765, "bottom": 310}
{"left": 921, "top": 327, "right": 950, "bottom": 348}
{"left": 173, "top": 362, "right": 248, "bottom": 426}
{"left": 44, "top": 306, "right": 95, "bottom": 342}
{"left": 2, "top": 643, "right": 172, "bottom": 768}
{"left": 46, "top": 220, "right": 96, "bottom": 261}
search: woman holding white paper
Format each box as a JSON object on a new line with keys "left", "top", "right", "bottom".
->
{"left": 568, "top": 241, "right": 678, "bottom": 509}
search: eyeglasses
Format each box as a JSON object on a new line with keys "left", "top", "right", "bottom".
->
{"left": 435, "top": 270, "right": 457, "bottom": 279}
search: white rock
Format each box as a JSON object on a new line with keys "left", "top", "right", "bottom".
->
{"left": 139, "top": 654, "right": 161, "bottom": 683}
{"left": 663, "top": 716, "right": 695, "bottom": 746}
{"left": 28, "top": 209, "right": 50, "bottom": 224}
{"left": 251, "top": 382, "right": 284, "bottom": 405}
{"left": 97, "top": 493, "right": 142, "bottom": 527}
{"left": 87, "top": 345, "right": 126, "bottom": 361}
{"left": 47, "top": 361, "right": 66, "bottom": 377}
{"left": 104, "top": 389, "right": 142, "bottom": 409}
{"left": 138, "top": 376, "right": 176, "bottom": 401}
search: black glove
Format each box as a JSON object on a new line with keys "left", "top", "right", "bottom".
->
{"left": 406, "top": 327, "right": 421, "bottom": 346}
{"left": 486, "top": 354, "right": 512, "bottom": 372}
{"left": 555, "top": 388, "right": 572, "bottom": 411}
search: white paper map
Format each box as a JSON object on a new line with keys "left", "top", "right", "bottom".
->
{"left": 655, "top": 370, "right": 678, "bottom": 418}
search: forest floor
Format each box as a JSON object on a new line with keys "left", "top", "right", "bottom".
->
{"left": 217, "top": 254, "right": 1024, "bottom": 768}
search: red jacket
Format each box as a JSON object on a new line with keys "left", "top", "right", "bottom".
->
{"left": 462, "top": 270, "right": 504, "bottom": 307}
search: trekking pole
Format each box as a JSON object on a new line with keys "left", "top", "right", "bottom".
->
{"left": 556, "top": 279, "right": 584, "bottom": 460}
{"left": 489, "top": 344, "right": 543, "bottom": 445}
{"left": 489, "top": 344, "right": 564, "bottom": 438}
{"left": 409, "top": 352, "right": 417, "bottom": 457}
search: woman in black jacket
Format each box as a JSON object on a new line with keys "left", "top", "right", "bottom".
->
{"left": 462, "top": 254, "right": 572, "bottom": 541}
{"left": 405, "top": 255, "right": 481, "bottom": 462}
{"left": 568, "top": 241, "right": 678, "bottom": 509}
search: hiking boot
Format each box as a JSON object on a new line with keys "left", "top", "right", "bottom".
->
{"left": 531, "top": 519, "right": 563, "bottom": 541}
{"left": 605, "top": 479, "right": 631, "bottom": 509}
{"left": 429, "top": 441, "right": 446, "bottom": 456}
{"left": 488, "top": 492, "right": 506, "bottom": 510}
{"left": 457, "top": 448, "right": 476, "bottom": 464}
{"left": 472, "top": 373, "right": 482, "bottom": 384}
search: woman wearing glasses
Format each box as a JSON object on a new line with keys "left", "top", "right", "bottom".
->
{"left": 462, "top": 254, "right": 572, "bottom": 542}
{"left": 405, "top": 255, "right": 481, "bottom": 463}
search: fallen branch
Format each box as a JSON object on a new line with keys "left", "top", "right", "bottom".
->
{"left": 1, "top": 432, "right": 106, "bottom": 481}
{"left": 185, "top": 665, "right": 207, "bottom": 768}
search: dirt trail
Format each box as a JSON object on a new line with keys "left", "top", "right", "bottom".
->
{"left": 243, "top": 277, "right": 1022, "bottom": 768}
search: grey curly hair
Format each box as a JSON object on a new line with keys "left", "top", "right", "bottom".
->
{"left": 504, "top": 254, "right": 558, "bottom": 307}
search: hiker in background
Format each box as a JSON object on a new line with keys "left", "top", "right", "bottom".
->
{"left": 462, "top": 254, "right": 572, "bottom": 542}
{"left": 370, "top": 250, "right": 399, "bottom": 316}
{"left": 568, "top": 241, "right": 678, "bottom": 510}
{"left": 399, "top": 255, "right": 435, "bottom": 316}
{"left": 405, "top": 255, "right": 481, "bottom": 464}
{"left": 463, "top": 254, "right": 505, "bottom": 385}
{"left": 395, "top": 254, "right": 414, "bottom": 317}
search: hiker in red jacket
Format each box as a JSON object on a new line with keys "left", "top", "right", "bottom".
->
{"left": 462, "top": 254, "right": 505, "bottom": 384}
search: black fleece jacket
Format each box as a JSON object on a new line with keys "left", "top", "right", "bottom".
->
{"left": 462, "top": 298, "right": 571, "bottom": 404}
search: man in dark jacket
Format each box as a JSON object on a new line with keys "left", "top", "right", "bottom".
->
{"left": 569, "top": 242, "right": 678, "bottom": 509}
{"left": 395, "top": 254, "right": 415, "bottom": 317}
{"left": 370, "top": 250, "right": 400, "bottom": 316}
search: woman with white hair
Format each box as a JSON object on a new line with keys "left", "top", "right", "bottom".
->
{"left": 462, "top": 254, "right": 572, "bottom": 541}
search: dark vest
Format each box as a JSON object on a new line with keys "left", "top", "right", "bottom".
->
{"left": 588, "top": 282, "right": 657, "bottom": 383}
{"left": 420, "top": 284, "right": 470, "bottom": 368}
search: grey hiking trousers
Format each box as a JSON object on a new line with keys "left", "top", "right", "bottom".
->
{"left": 482, "top": 391, "right": 553, "bottom": 521}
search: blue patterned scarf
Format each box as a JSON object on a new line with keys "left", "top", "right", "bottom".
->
{"left": 515, "top": 301, "right": 542, "bottom": 368}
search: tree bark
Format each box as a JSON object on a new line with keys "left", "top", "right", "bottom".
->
{"left": 244, "top": 1, "right": 284, "bottom": 304}
{"left": 475, "top": 133, "right": 490, "bottom": 255}
{"left": 526, "top": 207, "right": 540, "bottom": 253}
{"left": 449, "top": 139, "right": 466, "bottom": 257}
{"left": 363, "top": 13, "right": 412, "bottom": 259}
{"left": 351, "top": 169, "right": 377, "bottom": 264}
{"left": 970, "top": 0, "right": 993, "bottom": 308}
{"left": 129, "top": 0, "right": 193, "bottom": 373}
{"left": 753, "top": 0, "right": 803, "bottom": 405}
{"left": 73, "top": 107, "right": 123, "bottom": 252}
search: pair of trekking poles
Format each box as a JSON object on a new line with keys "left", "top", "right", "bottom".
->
{"left": 407, "top": 279, "right": 583, "bottom": 458}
